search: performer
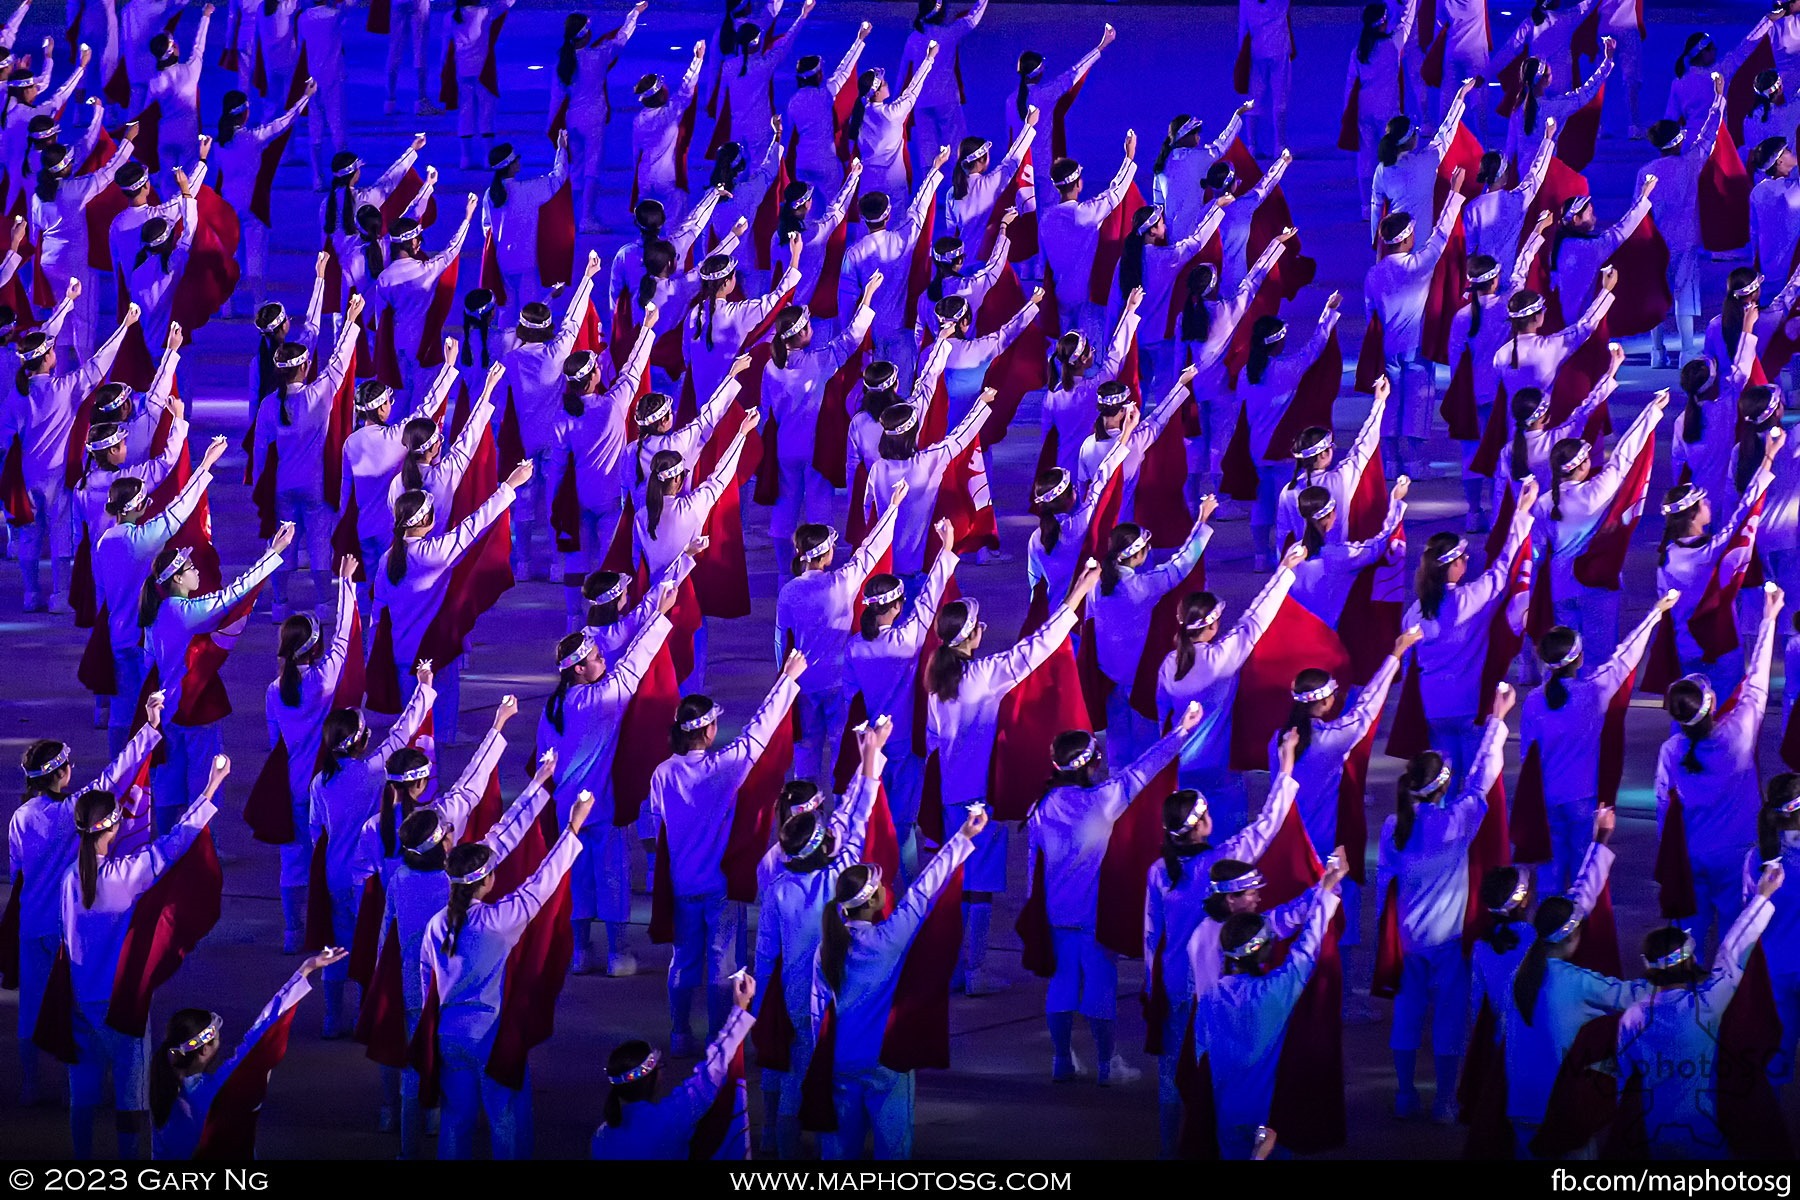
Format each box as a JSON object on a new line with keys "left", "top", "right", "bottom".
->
{"left": 1640, "top": 74, "right": 1724, "bottom": 368}
{"left": 840, "top": 150, "right": 948, "bottom": 383}
{"left": 1495, "top": 267, "right": 1614, "bottom": 401}
{"left": 149, "top": 949, "right": 345, "bottom": 1159}
{"left": 1500, "top": 816, "right": 1639, "bottom": 1154}
{"left": 591, "top": 972, "right": 759, "bottom": 1159}
{"left": 1546, "top": 179, "right": 1652, "bottom": 363}
{"left": 1236, "top": 0, "right": 1291, "bottom": 153}
{"left": 900, "top": 0, "right": 986, "bottom": 164}
{"left": 1533, "top": 393, "right": 1665, "bottom": 655}
{"left": 844, "top": 524, "right": 958, "bottom": 874}
{"left": 1379, "top": 687, "right": 1512, "bottom": 1123}
{"left": 29, "top": 103, "right": 133, "bottom": 357}
{"left": 751, "top": 719, "right": 887, "bottom": 1156}
{"left": 145, "top": 5, "right": 212, "bottom": 170}
{"left": 1156, "top": 551, "right": 1302, "bottom": 835}
{"left": 1618, "top": 866, "right": 1782, "bottom": 1157}
{"left": 1366, "top": 177, "right": 1468, "bottom": 478}
{"left": 1370, "top": 84, "right": 1471, "bottom": 250}
{"left": 480, "top": 135, "right": 568, "bottom": 318}
{"left": 946, "top": 117, "right": 1033, "bottom": 250}
{"left": 785, "top": 23, "right": 870, "bottom": 194}
{"left": 847, "top": 42, "right": 935, "bottom": 202}
{"left": 1117, "top": 202, "right": 1232, "bottom": 394}
{"left": 446, "top": 0, "right": 517, "bottom": 168}
{"left": 1241, "top": 298, "right": 1342, "bottom": 571}
{"left": 774, "top": 492, "right": 900, "bottom": 790}
{"left": 8, "top": 707, "right": 163, "bottom": 1107}
{"left": 1039, "top": 130, "right": 1137, "bottom": 346}
{"left": 59, "top": 766, "right": 230, "bottom": 1160}
{"left": 1180, "top": 244, "right": 1283, "bottom": 499}
{"left": 373, "top": 196, "right": 477, "bottom": 402}
{"left": 1041, "top": 304, "right": 1139, "bottom": 479}
{"left": 1658, "top": 440, "right": 1777, "bottom": 690}
{"left": 1026, "top": 707, "right": 1196, "bottom": 1084}
{"left": 864, "top": 387, "right": 988, "bottom": 584}
{"left": 422, "top": 778, "right": 587, "bottom": 1160}
{"left": 251, "top": 301, "right": 364, "bottom": 618}
{"left": 631, "top": 42, "right": 706, "bottom": 224}
{"left": 650, "top": 652, "right": 804, "bottom": 1050}
{"left": 813, "top": 804, "right": 984, "bottom": 1158}
{"left": 1276, "top": 379, "right": 1387, "bottom": 551}
{"left": 297, "top": 0, "right": 351, "bottom": 186}
{"left": 1288, "top": 479, "right": 1408, "bottom": 628}
{"left": 1502, "top": 340, "right": 1617, "bottom": 495}
{"left": 0, "top": 291, "right": 127, "bottom": 612}
{"left": 124, "top": 172, "right": 205, "bottom": 361}
{"left": 628, "top": 359, "right": 747, "bottom": 513}
{"left": 1505, "top": 47, "right": 1612, "bottom": 172}
{"left": 1522, "top": 598, "right": 1669, "bottom": 892}
{"left": 1658, "top": 585, "right": 1781, "bottom": 952}
{"left": 1747, "top": 775, "right": 1800, "bottom": 1085}
{"left": 608, "top": 187, "right": 725, "bottom": 318}
{"left": 926, "top": 563, "right": 1100, "bottom": 995}
{"left": 548, "top": 5, "right": 645, "bottom": 231}
{"left": 1464, "top": 134, "right": 1555, "bottom": 288}
{"left": 1151, "top": 106, "right": 1248, "bottom": 246}
{"left": 1091, "top": 506, "right": 1213, "bottom": 762}
{"left": 1405, "top": 478, "right": 1534, "bottom": 785}
{"left": 765, "top": 279, "right": 875, "bottom": 545}
{"left": 1343, "top": 0, "right": 1417, "bottom": 216}
{"left": 263, "top": 558, "right": 359, "bottom": 953}
{"left": 712, "top": 1, "right": 810, "bottom": 165}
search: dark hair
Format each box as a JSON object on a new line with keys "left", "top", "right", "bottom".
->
{"left": 557, "top": 13, "right": 586, "bottom": 87}
{"left": 1513, "top": 896, "right": 1578, "bottom": 1023}
{"left": 859, "top": 574, "right": 903, "bottom": 640}
{"left": 1394, "top": 751, "right": 1449, "bottom": 851}
{"left": 388, "top": 491, "right": 429, "bottom": 585}
{"left": 1118, "top": 206, "right": 1157, "bottom": 297}
{"left": 926, "top": 601, "right": 975, "bottom": 700}
{"left": 1723, "top": 268, "right": 1759, "bottom": 361}
{"left": 1673, "top": 31, "right": 1708, "bottom": 79}
{"left": 1521, "top": 57, "right": 1544, "bottom": 137}
{"left": 603, "top": 1039, "right": 660, "bottom": 1126}
{"left": 1219, "top": 911, "right": 1272, "bottom": 975}
{"left": 1377, "top": 115, "right": 1412, "bottom": 168}
{"left": 21, "top": 739, "right": 69, "bottom": 800}
{"left": 776, "top": 180, "right": 810, "bottom": 242}
{"left": 1642, "top": 925, "right": 1707, "bottom": 986}
{"left": 1548, "top": 437, "right": 1588, "bottom": 522}
{"left": 584, "top": 570, "right": 631, "bottom": 627}
{"left": 1035, "top": 468, "right": 1073, "bottom": 553}
{"left": 1466, "top": 253, "right": 1499, "bottom": 340}
{"left": 276, "top": 614, "right": 320, "bottom": 707}
{"left": 772, "top": 303, "right": 808, "bottom": 368}
{"left": 440, "top": 843, "right": 493, "bottom": 957}
{"left": 791, "top": 523, "right": 833, "bottom": 576}
{"left": 1737, "top": 387, "right": 1780, "bottom": 492}
{"left": 378, "top": 748, "right": 431, "bottom": 858}
{"left": 639, "top": 239, "right": 676, "bottom": 308}
{"left": 1538, "top": 626, "right": 1580, "bottom": 710}
{"left": 1476, "top": 151, "right": 1506, "bottom": 190}
{"left": 74, "top": 790, "right": 119, "bottom": 909}
{"left": 1172, "top": 592, "right": 1222, "bottom": 680}
{"left": 1296, "top": 486, "right": 1332, "bottom": 560}
{"left": 1178, "top": 264, "right": 1218, "bottom": 343}
{"left": 1283, "top": 667, "right": 1332, "bottom": 758}
{"left": 1414, "top": 532, "right": 1461, "bottom": 620}
{"left": 1155, "top": 113, "right": 1196, "bottom": 176}
{"left": 1046, "top": 331, "right": 1093, "bottom": 393}
{"left": 691, "top": 258, "right": 735, "bottom": 352}
{"left": 1665, "top": 678, "right": 1715, "bottom": 772}
{"left": 1758, "top": 773, "right": 1800, "bottom": 863}
{"left": 1679, "top": 357, "right": 1715, "bottom": 447}
{"left": 399, "top": 417, "right": 437, "bottom": 491}
{"left": 708, "top": 141, "right": 748, "bottom": 192}
{"left": 779, "top": 809, "right": 832, "bottom": 873}
{"left": 320, "top": 708, "right": 366, "bottom": 781}
{"left": 1161, "top": 790, "right": 1205, "bottom": 885}
{"left": 821, "top": 864, "right": 878, "bottom": 993}
{"left": 138, "top": 543, "right": 182, "bottom": 629}
{"left": 1659, "top": 484, "right": 1707, "bottom": 567}
{"left": 1356, "top": 3, "right": 1386, "bottom": 63}
{"left": 1015, "top": 50, "right": 1042, "bottom": 122}
{"left": 671, "top": 694, "right": 718, "bottom": 754}
{"left": 1245, "top": 315, "right": 1283, "bottom": 385}
{"left": 645, "top": 449, "right": 684, "bottom": 541}
{"left": 1099, "top": 523, "right": 1145, "bottom": 596}
{"left": 400, "top": 807, "right": 450, "bottom": 872}
{"left": 845, "top": 68, "right": 878, "bottom": 148}
{"left": 544, "top": 631, "right": 588, "bottom": 736}
{"left": 951, "top": 135, "right": 987, "bottom": 200}
{"left": 151, "top": 1008, "right": 216, "bottom": 1128}
{"left": 1202, "top": 858, "right": 1259, "bottom": 922}
{"left": 1509, "top": 387, "right": 1546, "bottom": 481}
{"left": 1479, "top": 866, "right": 1526, "bottom": 954}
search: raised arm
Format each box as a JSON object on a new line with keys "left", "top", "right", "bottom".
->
{"left": 1218, "top": 770, "right": 1298, "bottom": 862}
{"left": 436, "top": 728, "right": 507, "bottom": 834}
{"left": 898, "top": 162, "right": 947, "bottom": 246}
{"left": 374, "top": 678, "right": 436, "bottom": 760}
{"left": 1101, "top": 727, "right": 1188, "bottom": 823}
{"left": 875, "top": 825, "right": 975, "bottom": 951}
{"left": 1551, "top": 371, "right": 1616, "bottom": 443}
{"left": 441, "top": 479, "right": 519, "bottom": 562}
{"left": 478, "top": 775, "right": 555, "bottom": 864}
{"left": 92, "top": 721, "right": 163, "bottom": 796}
{"left": 484, "top": 821, "right": 584, "bottom": 935}
{"left": 673, "top": 1005, "right": 755, "bottom": 1125}
{"left": 891, "top": 51, "right": 934, "bottom": 119}
{"left": 992, "top": 600, "right": 1080, "bottom": 691}
{"left": 718, "top": 670, "right": 803, "bottom": 774}
{"left": 1139, "top": 514, "right": 1212, "bottom": 595}
{"left": 1211, "top": 565, "right": 1297, "bottom": 675}
{"left": 1569, "top": 839, "right": 1616, "bottom": 919}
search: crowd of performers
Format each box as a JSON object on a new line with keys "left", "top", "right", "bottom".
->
{"left": 8, "top": 0, "right": 1800, "bottom": 1167}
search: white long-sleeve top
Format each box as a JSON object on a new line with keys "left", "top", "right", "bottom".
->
{"left": 1655, "top": 611, "right": 1775, "bottom": 864}
{"left": 420, "top": 821, "right": 581, "bottom": 1054}
{"left": 1076, "top": 380, "right": 1196, "bottom": 510}
{"left": 649, "top": 674, "right": 801, "bottom": 896}
{"left": 685, "top": 257, "right": 797, "bottom": 405}
{"left": 75, "top": 404, "right": 184, "bottom": 547}
{"left": 481, "top": 142, "right": 569, "bottom": 286}
{"left": 1040, "top": 155, "right": 1137, "bottom": 308}
{"left": 549, "top": 325, "right": 654, "bottom": 517}
{"left": 536, "top": 614, "right": 672, "bottom": 822}
{"left": 1156, "top": 567, "right": 1296, "bottom": 773}
{"left": 1028, "top": 437, "right": 1129, "bottom": 606}
{"left": 914, "top": 232, "right": 1011, "bottom": 346}
{"left": 264, "top": 573, "right": 356, "bottom": 801}
{"left": 1370, "top": 93, "right": 1467, "bottom": 247}
{"left": 1029, "top": 730, "right": 1185, "bottom": 930}
{"left": 145, "top": 548, "right": 284, "bottom": 717}
{"left": 252, "top": 318, "right": 361, "bottom": 502}
{"left": 1344, "top": 0, "right": 1415, "bottom": 125}
{"left": 1444, "top": 245, "right": 1539, "bottom": 437}
{"left": 61, "top": 793, "right": 214, "bottom": 1018}
{"left": 212, "top": 103, "right": 305, "bottom": 225}
{"left": 91, "top": 463, "right": 210, "bottom": 651}
{"left": 1493, "top": 288, "right": 1613, "bottom": 405}
{"left": 927, "top": 603, "right": 1080, "bottom": 808}
{"left": 1275, "top": 655, "right": 1401, "bottom": 855}
{"left": 1188, "top": 880, "right": 1313, "bottom": 1009}
{"left": 1464, "top": 135, "right": 1555, "bottom": 283}
{"left": 1132, "top": 206, "right": 1227, "bottom": 341}
{"left": 633, "top": 50, "right": 705, "bottom": 198}
{"left": 1040, "top": 308, "right": 1137, "bottom": 476}
{"left": 946, "top": 125, "right": 1033, "bottom": 249}
{"left": 1752, "top": 170, "right": 1800, "bottom": 280}
{"left": 144, "top": 9, "right": 209, "bottom": 152}
{"left": 550, "top": 8, "right": 639, "bottom": 128}
{"left": 354, "top": 725, "right": 500, "bottom": 895}
{"left": 843, "top": 549, "right": 957, "bottom": 757}
{"left": 1154, "top": 113, "right": 1243, "bottom": 243}
{"left": 633, "top": 427, "right": 744, "bottom": 579}
{"left": 1242, "top": 309, "right": 1340, "bottom": 461}
{"left": 374, "top": 212, "right": 473, "bottom": 361}
{"left": 1366, "top": 192, "right": 1466, "bottom": 357}
{"left": 1658, "top": 467, "right": 1771, "bottom": 666}
{"left": 779, "top": 172, "right": 859, "bottom": 303}
{"left": 371, "top": 481, "right": 517, "bottom": 668}
{"left": 592, "top": 1007, "right": 756, "bottom": 1159}
{"left": 1673, "top": 341, "right": 1756, "bottom": 510}
{"left": 31, "top": 133, "right": 132, "bottom": 280}
{"left": 1376, "top": 716, "right": 1504, "bottom": 952}
{"left": 308, "top": 682, "right": 433, "bottom": 898}
{"left": 854, "top": 59, "right": 932, "bottom": 198}
{"left": 899, "top": 0, "right": 986, "bottom": 112}
{"left": 1435, "top": 0, "right": 1493, "bottom": 70}
{"left": 607, "top": 189, "right": 723, "bottom": 317}
{"left": 448, "top": 0, "right": 513, "bottom": 79}
{"left": 1090, "top": 521, "right": 1212, "bottom": 688}
{"left": 1187, "top": 247, "right": 1278, "bottom": 408}
{"left": 1520, "top": 604, "right": 1660, "bottom": 809}
{"left": 7, "top": 725, "right": 160, "bottom": 941}
{"left": 1637, "top": 92, "right": 1726, "bottom": 257}
{"left": 626, "top": 375, "right": 740, "bottom": 511}
{"left": 386, "top": 395, "right": 492, "bottom": 536}
{"left": 809, "top": 829, "right": 976, "bottom": 1071}
{"left": 776, "top": 502, "right": 898, "bottom": 696}
{"left": 1529, "top": 399, "right": 1661, "bottom": 603}
{"left": 717, "top": 13, "right": 806, "bottom": 144}
{"left": 1275, "top": 390, "right": 1386, "bottom": 549}
{"left": 1289, "top": 495, "right": 1406, "bottom": 627}
{"left": 1404, "top": 496, "right": 1529, "bottom": 723}
{"left": 0, "top": 318, "right": 127, "bottom": 489}
{"left": 864, "top": 387, "right": 985, "bottom": 575}
{"left": 1504, "top": 61, "right": 1610, "bottom": 171}
{"left": 839, "top": 164, "right": 943, "bottom": 336}
{"left": 766, "top": 304, "right": 873, "bottom": 470}
{"left": 785, "top": 39, "right": 863, "bottom": 187}
{"left": 1549, "top": 194, "right": 1650, "bottom": 325}
{"left": 340, "top": 369, "right": 452, "bottom": 544}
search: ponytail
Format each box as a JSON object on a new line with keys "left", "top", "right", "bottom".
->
{"left": 1513, "top": 896, "right": 1578, "bottom": 1024}
{"left": 926, "top": 603, "right": 975, "bottom": 701}
{"left": 822, "top": 865, "right": 877, "bottom": 993}
{"left": 440, "top": 844, "right": 492, "bottom": 957}
{"left": 1172, "top": 592, "right": 1220, "bottom": 681}
{"left": 73, "top": 791, "right": 118, "bottom": 910}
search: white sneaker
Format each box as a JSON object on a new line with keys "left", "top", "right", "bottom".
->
{"left": 607, "top": 952, "right": 639, "bottom": 978}
{"left": 46, "top": 593, "right": 71, "bottom": 615}
{"left": 548, "top": 558, "right": 565, "bottom": 584}
{"left": 1097, "top": 1055, "right": 1142, "bottom": 1086}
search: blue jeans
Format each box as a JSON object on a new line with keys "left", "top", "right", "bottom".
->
{"left": 154, "top": 722, "right": 222, "bottom": 831}
{"left": 107, "top": 646, "right": 147, "bottom": 757}
{"left": 438, "top": 1038, "right": 531, "bottom": 1160}
{"left": 823, "top": 1065, "right": 915, "bottom": 1160}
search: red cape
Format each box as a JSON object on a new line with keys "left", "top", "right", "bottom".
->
{"left": 1228, "top": 597, "right": 1352, "bottom": 770}
{"left": 191, "top": 1006, "right": 299, "bottom": 1160}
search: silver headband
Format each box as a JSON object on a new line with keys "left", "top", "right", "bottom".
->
{"left": 789, "top": 788, "right": 826, "bottom": 816}
{"left": 609, "top": 1048, "right": 661, "bottom": 1085}
{"left": 655, "top": 459, "right": 686, "bottom": 482}
{"left": 1656, "top": 129, "right": 1687, "bottom": 151}
{"left": 1559, "top": 441, "right": 1591, "bottom": 474}
{"left": 1646, "top": 932, "right": 1696, "bottom": 970}
{"left": 1759, "top": 388, "right": 1785, "bottom": 424}
{"left": 1309, "top": 497, "right": 1338, "bottom": 522}
{"left": 1468, "top": 262, "right": 1501, "bottom": 286}
{"left": 1052, "top": 163, "right": 1083, "bottom": 187}
{"left": 1212, "top": 868, "right": 1266, "bottom": 895}
{"left": 679, "top": 702, "right": 723, "bottom": 732}
{"left": 1410, "top": 763, "right": 1452, "bottom": 799}
{"left": 1734, "top": 274, "right": 1766, "bottom": 300}
{"left": 794, "top": 814, "right": 828, "bottom": 858}
{"left": 336, "top": 710, "right": 367, "bottom": 751}
{"left": 636, "top": 393, "right": 674, "bottom": 426}
{"left": 1292, "top": 678, "right": 1338, "bottom": 704}
{"left": 781, "top": 309, "right": 813, "bottom": 341}
{"left": 1293, "top": 432, "right": 1332, "bottom": 460}
{"left": 87, "top": 426, "right": 127, "bottom": 452}
{"left": 1133, "top": 204, "right": 1165, "bottom": 236}
{"left": 1173, "top": 116, "right": 1203, "bottom": 142}
{"left": 1116, "top": 527, "right": 1151, "bottom": 562}
{"left": 1261, "top": 322, "right": 1287, "bottom": 346}
{"left": 864, "top": 579, "right": 903, "bottom": 607}
{"left": 959, "top": 140, "right": 992, "bottom": 166}
{"left": 170, "top": 1015, "right": 223, "bottom": 1059}
{"left": 1183, "top": 603, "right": 1222, "bottom": 631}
{"left": 1676, "top": 676, "right": 1716, "bottom": 726}
{"left": 1382, "top": 219, "right": 1416, "bottom": 245}
{"left": 948, "top": 599, "right": 982, "bottom": 646}
{"left": 1511, "top": 295, "right": 1546, "bottom": 319}
{"left": 1783, "top": 793, "right": 1800, "bottom": 816}
{"left": 156, "top": 548, "right": 194, "bottom": 584}
{"left": 559, "top": 636, "right": 596, "bottom": 671}
{"left": 1056, "top": 733, "right": 1098, "bottom": 772}
{"left": 386, "top": 762, "right": 432, "bottom": 783}
{"left": 700, "top": 257, "right": 737, "bottom": 282}
{"left": 519, "top": 307, "right": 551, "bottom": 331}
{"left": 1436, "top": 538, "right": 1468, "bottom": 566}
{"left": 449, "top": 854, "right": 498, "bottom": 886}
{"left": 333, "top": 156, "right": 364, "bottom": 180}
{"left": 1544, "top": 633, "right": 1583, "bottom": 669}
{"left": 405, "top": 498, "right": 437, "bottom": 528}
{"left": 887, "top": 405, "right": 920, "bottom": 436}
{"left": 1662, "top": 487, "right": 1705, "bottom": 517}
{"left": 1527, "top": 391, "right": 1554, "bottom": 425}
{"left": 1566, "top": 196, "right": 1591, "bottom": 217}
{"left": 24, "top": 743, "right": 71, "bottom": 778}
{"left": 1034, "top": 469, "right": 1071, "bottom": 504}
{"left": 797, "top": 529, "right": 837, "bottom": 562}
{"left": 839, "top": 865, "right": 884, "bottom": 914}
{"left": 410, "top": 813, "right": 453, "bottom": 851}
{"left": 1222, "top": 922, "right": 1272, "bottom": 960}
{"left": 355, "top": 384, "right": 393, "bottom": 412}
{"left": 1543, "top": 908, "right": 1584, "bottom": 944}
{"left": 490, "top": 147, "right": 520, "bottom": 173}
{"left": 117, "top": 485, "right": 148, "bottom": 514}
{"left": 76, "top": 798, "right": 124, "bottom": 834}
{"left": 1489, "top": 870, "right": 1532, "bottom": 913}
{"left": 589, "top": 576, "right": 630, "bottom": 607}
{"left": 1175, "top": 793, "right": 1209, "bottom": 832}
{"left": 1095, "top": 384, "right": 1132, "bottom": 410}
{"left": 294, "top": 615, "right": 321, "bottom": 658}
